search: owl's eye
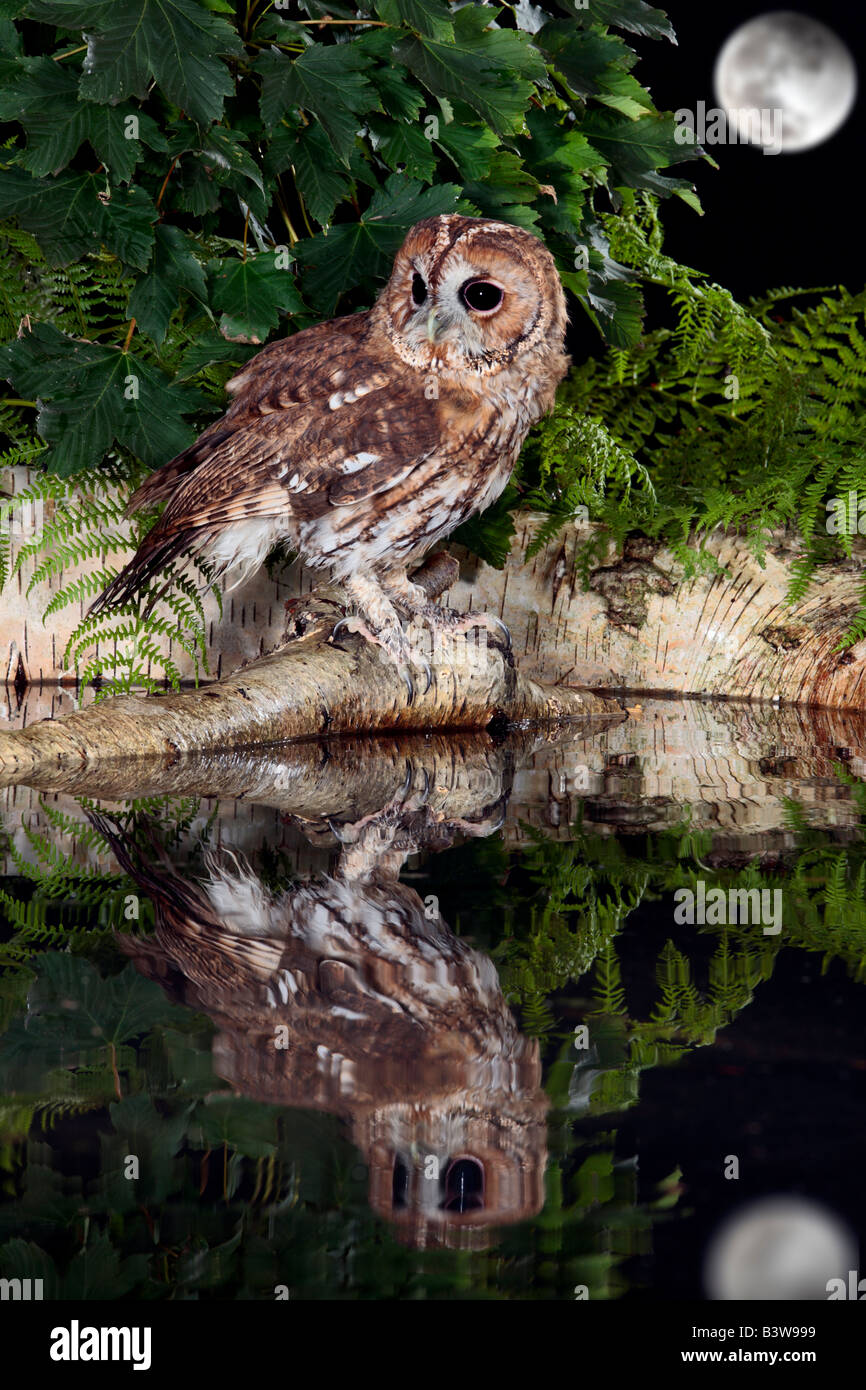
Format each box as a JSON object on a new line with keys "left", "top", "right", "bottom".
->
{"left": 460, "top": 279, "right": 503, "bottom": 314}
{"left": 411, "top": 272, "right": 427, "bottom": 306}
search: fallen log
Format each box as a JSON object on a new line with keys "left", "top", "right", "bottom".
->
{"left": 0, "top": 555, "right": 621, "bottom": 782}
{"left": 3, "top": 699, "right": 864, "bottom": 876}
{"left": 6, "top": 455, "right": 866, "bottom": 710}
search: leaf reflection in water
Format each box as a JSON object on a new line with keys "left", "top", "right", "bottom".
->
{"left": 1, "top": 701, "right": 866, "bottom": 1295}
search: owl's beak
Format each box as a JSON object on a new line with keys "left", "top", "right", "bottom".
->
{"left": 426, "top": 308, "right": 440, "bottom": 343}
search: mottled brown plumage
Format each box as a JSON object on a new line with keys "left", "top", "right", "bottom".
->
{"left": 102, "top": 798, "right": 548, "bottom": 1250}
{"left": 92, "top": 215, "right": 569, "bottom": 674}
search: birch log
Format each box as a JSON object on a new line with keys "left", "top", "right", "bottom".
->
{"left": 4, "top": 455, "right": 866, "bottom": 788}
{"left": 4, "top": 464, "right": 866, "bottom": 706}
{"left": 0, "top": 554, "right": 621, "bottom": 781}
{"left": 475, "top": 522, "right": 866, "bottom": 707}
{"left": 3, "top": 698, "right": 864, "bottom": 882}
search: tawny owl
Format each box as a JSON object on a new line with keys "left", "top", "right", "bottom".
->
{"left": 91, "top": 215, "right": 569, "bottom": 686}
{"left": 99, "top": 803, "right": 548, "bottom": 1250}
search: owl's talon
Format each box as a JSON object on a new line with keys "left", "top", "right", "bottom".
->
{"left": 329, "top": 617, "right": 354, "bottom": 644}
{"left": 403, "top": 601, "right": 511, "bottom": 653}
{"left": 401, "top": 760, "right": 413, "bottom": 800}
{"left": 329, "top": 606, "right": 429, "bottom": 706}
{"left": 449, "top": 611, "right": 511, "bottom": 649}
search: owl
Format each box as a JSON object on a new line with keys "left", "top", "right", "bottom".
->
{"left": 91, "top": 215, "right": 569, "bottom": 689}
{"left": 100, "top": 805, "right": 548, "bottom": 1250}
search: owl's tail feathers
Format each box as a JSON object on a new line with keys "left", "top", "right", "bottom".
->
{"left": 87, "top": 530, "right": 196, "bottom": 619}
{"left": 85, "top": 809, "right": 216, "bottom": 930}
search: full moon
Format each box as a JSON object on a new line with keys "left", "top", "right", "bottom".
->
{"left": 714, "top": 12, "right": 857, "bottom": 153}
{"left": 704, "top": 1196, "right": 856, "bottom": 1300}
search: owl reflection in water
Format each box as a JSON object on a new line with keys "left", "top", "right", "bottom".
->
{"left": 100, "top": 807, "right": 548, "bottom": 1251}
{"left": 91, "top": 216, "right": 569, "bottom": 685}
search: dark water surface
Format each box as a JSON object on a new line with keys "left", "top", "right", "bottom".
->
{"left": 1, "top": 693, "right": 864, "bottom": 1301}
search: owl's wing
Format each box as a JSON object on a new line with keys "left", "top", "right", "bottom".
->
{"left": 90, "top": 314, "right": 447, "bottom": 613}
{"left": 126, "top": 311, "right": 386, "bottom": 513}
{"left": 151, "top": 358, "right": 441, "bottom": 539}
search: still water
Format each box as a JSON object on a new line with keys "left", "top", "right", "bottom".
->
{"left": 1, "top": 693, "right": 864, "bottom": 1300}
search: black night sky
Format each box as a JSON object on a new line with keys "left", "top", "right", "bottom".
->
{"left": 630, "top": 2, "right": 865, "bottom": 302}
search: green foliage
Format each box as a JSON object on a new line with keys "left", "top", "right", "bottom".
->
{"left": 0, "top": 0, "right": 703, "bottom": 487}
{"left": 2, "top": 776, "right": 866, "bottom": 1297}
{"left": 521, "top": 408, "right": 654, "bottom": 558}
{"left": 1, "top": 322, "right": 205, "bottom": 477}
{"left": 0, "top": 795, "right": 206, "bottom": 977}
{"left": 1, "top": 952, "right": 177, "bottom": 1065}
{"left": 0, "top": 939, "right": 669, "bottom": 1299}
{"left": 508, "top": 194, "right": 866, "bottom": 637}
{"left": 0, "top": 463, "right": 216, "bottom": 692}
{"left": 473, "top": 785, "right": 866, "bottom": 1089}
{"left": 25, "top": 0, "right": 245, "bottom": 125}
{"left": 492, "top": 820, "right": 649, "bottom": 1027}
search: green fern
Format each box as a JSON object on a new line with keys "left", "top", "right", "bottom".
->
{"left": 591, "top": 939, "right": 627, "bottom": 1016}
{"left": 514, "top": 199, "right": 866, "bottom": 643}
{"left": 0, "top": 463, "right": 217, "bottom": 693}
{"left": 0, "top": 795, "right": 208, "bottom": 973}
